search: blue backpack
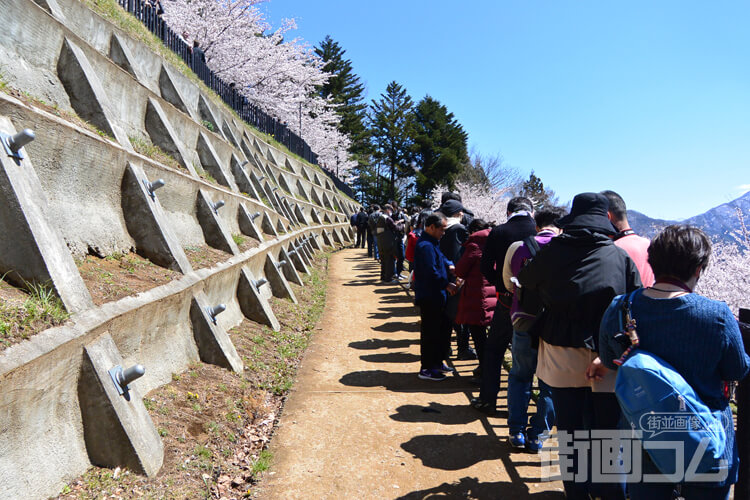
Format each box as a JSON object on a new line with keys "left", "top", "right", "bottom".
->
{"left": 613, "top": 290, "right": 729, "bottom": 479}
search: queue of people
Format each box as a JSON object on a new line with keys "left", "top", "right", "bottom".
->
{"left": 352, "top": 189, "right": 749, "bottom": 500}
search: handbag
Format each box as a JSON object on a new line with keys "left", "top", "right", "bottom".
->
{"left": 613, "top": 290, "right": 728, "bottom": 479}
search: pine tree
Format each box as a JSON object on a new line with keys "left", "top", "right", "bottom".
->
{"left": 369, "top": 81, "right": 415, "bottom": 201}
{"left": 412, "top": 96, "right": 468, "bottom": 198}
{"left": 314, "top": 36, "right": 370, "bottom": 162}
{"left": 520, "top": 171, "right": 559, "bottom": 209}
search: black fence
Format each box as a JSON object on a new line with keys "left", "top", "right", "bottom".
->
{"left": 116, "top": 0, "right": 323, "bottom": 168}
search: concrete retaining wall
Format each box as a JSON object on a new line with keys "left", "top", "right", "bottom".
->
{"left": 0, "top": 0, "right": 358, "bottom": 497}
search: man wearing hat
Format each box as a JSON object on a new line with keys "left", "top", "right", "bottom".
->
{"left": 517, "top": 192, "right": 641, "bottom": 500}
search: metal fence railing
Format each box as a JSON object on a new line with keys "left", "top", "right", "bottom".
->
{"left": 116, "top": 0, "right": 325, "bottom": 169}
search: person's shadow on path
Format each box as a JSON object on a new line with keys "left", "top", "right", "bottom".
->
{"left": 348, "top": 338, "right": 418, "bottom": 350}
{"left": 395, "top": 476, "right": 565, "bottom": 499}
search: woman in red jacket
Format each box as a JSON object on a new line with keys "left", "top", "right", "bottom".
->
{"left": 455, "top": 219, "right": 496, "bottom": 378}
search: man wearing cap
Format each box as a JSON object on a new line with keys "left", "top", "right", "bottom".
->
{"left": 518, "top": 192, "right": 641, "bottom": 500}
{"left": 438, "top": 198, "right": 475, "bottom": 360}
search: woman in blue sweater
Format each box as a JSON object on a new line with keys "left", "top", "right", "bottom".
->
{"left": 599, "top": 225, "right": 749, "bottom": 500}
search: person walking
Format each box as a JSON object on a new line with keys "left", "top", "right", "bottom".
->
{"left": 376, "top": 204, "right": 401, "bottom": 284}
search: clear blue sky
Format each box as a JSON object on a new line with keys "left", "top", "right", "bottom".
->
{"left": 264, "top": 0, "right": 750, "bottom": 220}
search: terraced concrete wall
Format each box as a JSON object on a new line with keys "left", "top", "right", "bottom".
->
{"left": 0, "top": 0, "right": 358, "bottom": 497}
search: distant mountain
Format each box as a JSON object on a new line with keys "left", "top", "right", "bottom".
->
{"left": 628, "top": 191, "right": 750, "bottom": 246}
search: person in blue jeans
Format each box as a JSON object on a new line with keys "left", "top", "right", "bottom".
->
{"left": 502, "top": 209, "right": 564, "bottom": 452}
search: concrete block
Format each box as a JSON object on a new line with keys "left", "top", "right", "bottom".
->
{"left": 276, "top": 219, "right": 286, "bottom": 234}
{"left": 196, "top": 189, "right": 240, "bottom": 255}
{"left": 196, "top": 132, "right": 237, "bottom": 190}
{"left": 145, "top": 98, "right": 198, "bottom": 175}
{"left": 33, "top": 0, "right": 67, "bottom": 20}
{"left": 221, "top": 122, "right": 240, "bottom": 148}
{"left": 189, "top": 292, "right": 243, "bottom": 373}
{"left": 294, "top": 204, "right": 309, "bottom": 225}
{"left": 158, "top": 65, "right": 190, "bottom": 116}
{"left": 57, "top": 38, "right": 132, "bottom": 151}
{"left": 109, "top": 33, "right": 142, "bottom": 82}
{"left": 197, "top": 95, "right": 220, "bottom": 134}
{"left": 0, "top": 117, "right": 94, "bottom": 313}
{"left": 277, "top": 173, "right": 294, "bottom": 196}
{"left": 287, "top": 245, "right": 309, "bottom": 275}
{"left": 324, "top": 212, "right": 332, "bottom": 224}
{"left": 295, "top": 179, "right": 309, "bottom": 201}
{"left": 277, "top": 247, "right": 302, "bottom": 286}
{"left": 331, "top": 227, "right": 344, "bottom": 245}
{"left": 310, "top": 209, "right": 322, "bottom": 224}
{"left": 296, "top": 238, "right": 312, "bottom": 265}
{"left": 264, "top": 254, "right": 297, "bottom": 304}
{"left": 310, "top": 188, "right": 323, "bottom": 208}
{"left": 261, "top": 212, "right": 279, "bottom": 237}
{"left": 231, "top": 155, "right": 261, "bottom": 200}
{"left": 282, "top": 198, "right": 299, "bottom": 225}
{"left": 78, "top": 334, "right": 163, "bottom": 476}
{"left": 121, "top": 162, "right": 192, "bottom": 273}
{"left": 321, "top": 230, "right": 334, "bottom": 248}
{"left": 308, "top": 232, "right": 322, "bottom": 251}
{"left": 237, "top": 204, "right": 264, "bottom": 243}
{"left": 236, "top": 267, "right": 280, "bottom": 331}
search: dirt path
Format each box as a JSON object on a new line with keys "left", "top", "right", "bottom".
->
{"left": 258, "top": 249, "right": 565, "bottom": 499}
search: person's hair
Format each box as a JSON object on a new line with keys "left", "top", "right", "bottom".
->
{"left": 371, "top": 204, "right": 380, "bottom": 211}
{"left": 600, "top": 190, "right": 627, "bottom": 221}
{"left": 417, "top": 210, "right": 433, "bottom": 229}
{"left": 193, "top": 40, "right": 200, "bottom": 48}
{"left": 648, "top": 225, "right": 711, "bottom": 282}
{"left": 359, "top": 207, "right": 365, "bottom": 212}
{"left": 382, "top": 204, "right": 393, "bottom": 212}
{"left": 421, "top": 199, "right": 432, "bottom": 209}
{"left": 507, "top": 197, "right": 534, "bottom": 214}
{"left": 424, "top": 212, "right": 446, "bottom": 228}
{"left": 467, "top": 218, "right": 490, "bottom": 234}
{"left": 535, "top": 207, "right": 567, "bottom": 229}
{"left": 441, "top": 192, "right": 461, "bottom": 203}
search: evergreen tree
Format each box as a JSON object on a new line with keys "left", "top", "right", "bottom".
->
{"left": 411, "top": 96, "right": 469, "bottom": 198}
{"left": 314, "top": 36, "right": 370, "bottom": 163}
{"left": 369, "top": 81, "right": 415, "bottom": 201}
{"left": 520, "top": 171, "right": 559, "bottom": 209}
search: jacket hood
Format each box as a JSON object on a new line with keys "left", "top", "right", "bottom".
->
{"left": 464, "top": 227, "right": 491, "bottom": 246}
{"left": 557, "top": 228, "right": 614, "bottom": 247}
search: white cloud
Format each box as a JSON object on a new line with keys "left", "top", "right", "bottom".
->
{"left": 737, "top": 184, "right": 750, "bottom": 192}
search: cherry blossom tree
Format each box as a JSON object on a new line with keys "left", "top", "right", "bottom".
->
{"left": 696, "top": 208, "right": 750, "bottom": 316}
{"left": 430, "top": 180, "right": 513, "bottom": 224}
{"left": 161, "top": 0, "right": 356, "bottom": 176}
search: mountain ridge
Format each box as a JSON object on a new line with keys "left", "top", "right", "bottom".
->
{"left": 628, "top": 191, "right": 750, "bottom": 246}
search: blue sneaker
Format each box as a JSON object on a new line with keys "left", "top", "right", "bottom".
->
{"left": 509, "top": 432, "right": 526, "bottom": 449}
{"left": 525, "top": 437, "right": 543, "bottom": 453}
{"left": 418, "top": 369, "right": 447, "bottom": 381}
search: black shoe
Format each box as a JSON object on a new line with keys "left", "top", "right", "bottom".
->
{"left": 457, "top": 348, "right": 477, "bottom": 361}
{"left": 470, "top": 397, "right": 496, "bottom": 416}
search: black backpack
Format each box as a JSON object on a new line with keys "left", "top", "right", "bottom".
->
{"left": 513, "top": 236, "right": 545, "bottom": 332}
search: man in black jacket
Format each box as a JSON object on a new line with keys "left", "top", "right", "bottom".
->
{"left": 355, "top": 208, "right": 368, "bottom": 248}
{"left": 517, "top": 192, "right": 640, "bottom": 500}
{"left": 470, "top": 197, "right": 536, "bottom": 414}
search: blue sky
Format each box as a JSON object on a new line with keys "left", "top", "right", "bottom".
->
{"left": 264, "top": 1, "right": 750, "bottom": 220}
